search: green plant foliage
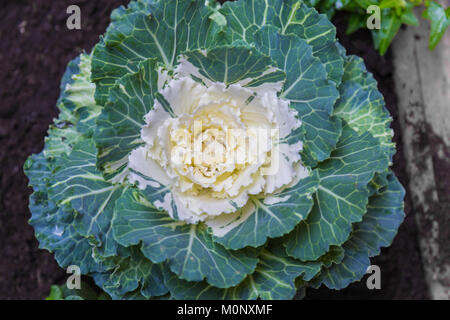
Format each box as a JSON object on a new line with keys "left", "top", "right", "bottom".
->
{"left": 422, "top": 1, "right": 450, "bottom": 49}
{"left": 25, "top": 0, "right": 404, "bottom": 300}
{"left": 307, "top": 0, "right": 449, "bottom": 55}
{"left": 46, "top": 281, "right": 109, "bottom": 300}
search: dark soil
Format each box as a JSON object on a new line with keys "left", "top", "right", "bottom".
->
{"left": 0, "top": 1, "right": 429, "bottom": 299}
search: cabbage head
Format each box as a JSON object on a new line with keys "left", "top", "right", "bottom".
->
{"left": 24, "top": 0, "right": 405, "bottom": 300}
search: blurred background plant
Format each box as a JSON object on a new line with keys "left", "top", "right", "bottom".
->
{"left": 305, "top": 0, "right": 450, "bottom": 54}
{"left": 46, "top": 280, "right": 111, "bottom": 300}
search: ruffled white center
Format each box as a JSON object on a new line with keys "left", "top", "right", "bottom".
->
{"left": 128, "top": 71, "right": 304, "bottom": 225}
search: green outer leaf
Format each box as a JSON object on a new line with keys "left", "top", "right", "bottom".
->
{"left": 25, "top": 152, "right": 103, "bottom": 274}
{"left": 44, "top": 53, "right": 96, "bottom": 160}
{"left": 164, "top": 246, "right": 321, "bottom": 300}
{"left": 182, "top": 44, "right": 285, "bottom": 87}
{"left": 299, "top": 113, "right": 342, "bottom": 167}
{"left": 311, "top": 243, "right": 370, "bottom": 290}
{"left": 25, "top": 53, "right": 171, "bottom": 296}
{"left": 220, "top": 0, "right": 344, "bottom": 85}
{"left": 44, "top": 125, "right": 82, "bottom": 160}
{"left": 318, "top": 245, "right": 345, "bottom": 268}
{"left": 163, "top": 269, "right": 244, "bottom": 300}
{"left": 346, "top": 172, "right": 405, "bottom": 256}
{"left": 24, "top": 152, "right": 52, "bottom": 193}
{"left": 311, "top": 172, "right": 404, "bottom": 289}
{"left": 213, "top": 172, "right": 318, "bottom": 250}
{"left": 112, "top": 188, "right": 259, "bottom": 288}
{"left": 92, "top": 247, "right": 168, "bottom": 300}
{"left": 25, "top": 53, "right": 119, "bottom": 274}
{"left": 52, "top": 221, "right": 107, "bottom": 274}
{"left": 27, "top": 191, "right": 59, "bottom": 253}
{"left": 247, "top": 249, "right": 321, "bottom": 299}
{"left": 121, "top": 290, "right": 147, "bottom": 300}
{"left": 255, "top": 26, "right": 338, "bottom": 115}
{"left": 254, "top": 25, "right": 341, "bottom": 166}
{"left": 57, "top": 55, "right": 81, "bottom": 106}
{"left": 65, "top": 53, "right": 101, "bottom": 133}
{"left": 57, "top": 53, "right": 100, "bottom": 131}
{"left": 368, "top": 171, "right": 390, "bottom": 197}
{"left": 66, "top": 53, "right": 103, "bottom": 137}
{"left": 334, "top": 55, "right": 395, "bottom": 160}
{"left": 94, "top": 59, "right": 158, "bottom": 181}
{"left": 35, "top": 201, "right": 104, "bottom": 274}
{"left": 48, "top": 139, "right": 124, "bottom": 258}
{"left": 423, "top": 1, "right": 450, "bottom": 50}
{"left": 92, "top": 0, "right": 222, "bottom": 105}
{"left": 26, "top": 171, "right": 62, "bottom": 253}
{"left": 284, "top": 125, "right": 390, "bottom": 261}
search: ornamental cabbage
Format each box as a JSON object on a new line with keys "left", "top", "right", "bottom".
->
{"left": 25, "top": 0, "right": 405, "bottom": 300}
